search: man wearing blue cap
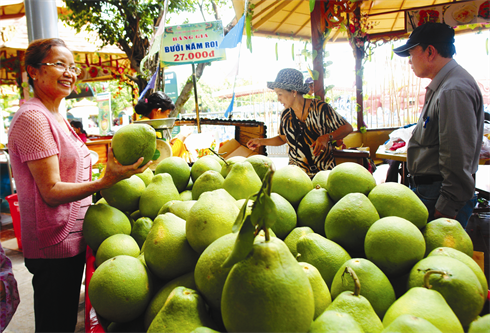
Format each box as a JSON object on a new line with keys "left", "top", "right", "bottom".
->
{"left": 393, "top": 22, "right": 484, "bottom": 227}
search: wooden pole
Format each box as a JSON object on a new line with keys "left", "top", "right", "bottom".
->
{"left": 310, "top": 0, "right": 325, "bottom": 101}
{"left": 353, "top": 6, "right": 365, "bottom": 131}
{"left": 192, "top": 63, "right": 201, "bottom": 133}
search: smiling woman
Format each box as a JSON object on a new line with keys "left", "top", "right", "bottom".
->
{"left": 6, "top": 38, "right": 152, "bottom": 333}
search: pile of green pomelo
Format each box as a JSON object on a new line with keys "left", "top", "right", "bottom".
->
{"left": 84, "top": 124, "right": 489, "bottom": 333}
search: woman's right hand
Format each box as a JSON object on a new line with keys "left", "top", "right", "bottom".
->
{"left": 247, "top": 138, "right": 262, "bottom": 151}
{"left": 101, "top": 147, "right": 152, "bottom": 188}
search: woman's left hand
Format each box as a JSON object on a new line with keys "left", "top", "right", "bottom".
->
{"left": 101, "top": 147, "right": 152, "bottom": 188}
{"left": 311, "top": 135, "right": 330, "bottom": 156}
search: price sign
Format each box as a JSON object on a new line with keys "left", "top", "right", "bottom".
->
{"left": 160, "top": 20, "right": 226, "bottom": 67}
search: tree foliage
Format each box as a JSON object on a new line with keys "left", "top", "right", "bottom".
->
{"left": 60, "top": 0, "right": 232, "bottom": 115}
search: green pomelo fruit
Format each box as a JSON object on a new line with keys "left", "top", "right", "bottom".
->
{"left": 88, "top": 255, "right": 153, "bottom": 323}
{"left": 428, "top": 247, "right": 488, "bottom": 298}
{"left": 297, "top": 185, "right": 334, "bottom": 236}
{"left": 326, "top": 162, "right": 376, "bottom": 202}
{"left": 101, "top": 175, "right": 145, "bottom": 213}
{"left": 83, "top": 204, "right": 132, "bottom": 252}
{"left": 186, "top": 189, "right": 239, "bottom": 254}
{"left": 180, "top": 190, "right": 193, "bottom": 201}
{"left": 143, "top": 271, "right": 196, "bottom": 330}
{"left": 407, "top": 256, "right": 485, "bottom": 328}
{"left": 155, "top": 156, "right": 191, "bottom": 192}
{"left": 468, "top": 314, "right": 490, "bottom": 333}
{"left": 194, "top": 233, "right": 237, "bottom": 311}
{"left": 311, "top": 170, "right": 331, "bottom": 189}
{"left": 130, "top": 210, "right": 142, "bottom": 221}
{"left": 95, "top": 234, "right": 140, "bottom": 267}
{"left": 139, "top": 173, "right": 181, "bottom": 220}
{"left": 144, "top": 213, "right": 199, "bottom": 281}
{"left": 131, "top": 217, "right": 153, "bottom": 249}
{"left": 331, "top": 258, "right": 396, "bottom": 319}
{"left": 296, "top": 233, "right": 351, "bottom": 288}
{"left": 202, "top": 154, "right": 225, "bottom": 168}
{"left": 270, "top": 192, "right": 297, "bottom": 239}
{"left": 422, "top": 218, "right": 474, "bottom": 257}
{"left": 112, "top": 124, "right": 156, "bottom": 167}
{"left": 383, "top": 287, "right": 464, "bottom": 333}
{"left": 326, "top": 289, "right": 384, "bottom": 333}
{"left": 365, "top": 216, "right": 425, "bottom": 277}
{"left": 157, "top": 199, "right": 180, "bottom": 215}
{"left": 284, "top": 226, "right": 314, "bottom": 258}
{"left": 223, "top": 161, "right": 262, "bottom": 200}
{"left": 95, "top": 197, "right": 108, "bottom": 205}
{"left": 221, "top": 237, "right": 315, "bottom": 333}
{"left": 192, "top": 170, "right": 224, "bottom": 200}
{"left": 147, "top": 286, "right": 217, "bottom": 333}
{"left": 309, "top": 310, "right": 364, "bottom": 333}
{"left": 220, "top": 156, "right": 246, "bottom": 178}
{"left": 168, "top": 200, "right": 196, "bottom": 221}
{"left": 325, "top": 192, "right": 380, "bottom": 254}
{"left": 191, "top": 327, "right": 221, "bottom": 333}
{"left": 106, "top": 315, "right": 145, "bottom": 333}
{"left": 135, "top": 167, "right": 154, "bottom": 187}
{"left": 186, "top": 177, "right": 194, "bottom": 190}
{"left": 271, "top": 165, "right": 313, "bottom": 207}
{"left": 245, "top": 154, "right": 274, "bottom": 180}
{"left": 299, "top": 262, "right": 332, "bottom": 319}
{"left": 368, "top": 182, "right": 428, "bottom": 229}
{"left": 381, "top": 314, "right": 442, "bottom": 333}
{"left": 191, "top": 157, "right": 222, "bottom": 182}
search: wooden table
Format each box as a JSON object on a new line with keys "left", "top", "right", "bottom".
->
{"left": 375, "top": 145, "right": 408, "bottom": 185}
{"left": 376, "top": 146, "right": 490, "bottom": 201}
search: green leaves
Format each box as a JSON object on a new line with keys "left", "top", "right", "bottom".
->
{"left": 222, "top": 165, "right": 277, "bottom": 268}
{"left": 151, "top": 148, "right": 161, "bottom": 161}
{"left": 246, "top": 11, "right": 253, "bottom": 52}
{"left": 309, "top": 0, "right": 316, "bottom": 13}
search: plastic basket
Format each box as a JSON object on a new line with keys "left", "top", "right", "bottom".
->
{"left": 5, "top": 193, "right": 22, "bottom": 250}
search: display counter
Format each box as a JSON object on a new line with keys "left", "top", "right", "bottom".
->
{"left": 86, "top": 139, "right": 111, "bottom": 165}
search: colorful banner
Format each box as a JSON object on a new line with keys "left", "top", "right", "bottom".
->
{"left": 407, "top": 0, "right": 490, "bottom": 31}
{"left": 97, "top": 92, "right": 112, "bottom": 135}
{"left": 160, "top": 20, "right": 226, "bottom": 67}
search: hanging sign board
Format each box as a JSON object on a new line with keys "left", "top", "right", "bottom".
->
{"left": 96, "top": 92, "right": 112, "bottom": 135}
{"left": 160, "top": 20, "right": 226, "bottom": 67}
{"left": 406, "top": 0, "right": 490, "bottom": 31}
{"left": 164, "top": 71, "right": 179, "bottom": 103}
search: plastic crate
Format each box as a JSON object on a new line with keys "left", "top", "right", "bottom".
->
{"left": 5, "top": 193, "right": 22, "bottom": 250}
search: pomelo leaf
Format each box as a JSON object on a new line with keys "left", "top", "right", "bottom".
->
{"left": 232, "top": 194, "right": 257, "bottom": 233}
{"left": 222, "top": 215, "right": 255, "bottom": 268}
{"left": 151, "top": 149, "right": 160, "bottom": 160}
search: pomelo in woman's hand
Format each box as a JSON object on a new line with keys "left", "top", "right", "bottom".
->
{"left": 112, "top": 124, "right": 156, "bottom": 167}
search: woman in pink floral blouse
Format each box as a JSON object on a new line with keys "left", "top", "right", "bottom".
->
{"left": 0, "top": 241, "right": 20, "bottom": 332}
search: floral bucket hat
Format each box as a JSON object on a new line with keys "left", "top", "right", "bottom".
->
{"left": 267, "top": 68, "right": 310, "bottom": 95}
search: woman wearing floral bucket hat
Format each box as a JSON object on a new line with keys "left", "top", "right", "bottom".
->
{"left": 247, "top": 68, "right": 353, "bottom": 177}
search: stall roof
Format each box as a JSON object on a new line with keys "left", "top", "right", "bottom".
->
{"left": 232, "top": 0, "right": 489, "bottom": 42}
{"left": 0, "top": 0, "right": 132, "bottom": 85}
{"left": 0, "top": 0, "right": 69, "bottom": 19}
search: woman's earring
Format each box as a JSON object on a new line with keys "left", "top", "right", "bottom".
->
{"left": 293, "top": 94, "right": 296, "bottom": 98}
{"left": 33, "top": 77, "right": 36, "bottom": 81}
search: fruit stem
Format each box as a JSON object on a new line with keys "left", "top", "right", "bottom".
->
{"left": 209, "top": 148, "right": 228, "bottom": 166}
{"left": 423, "top": 270, "right": 447, "bottom": 289}
{"left": 343, "top": 266, "right": 361, "bottom": 296}
{"left": 264, "top": 227, "right": 270, "bottom": 241}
